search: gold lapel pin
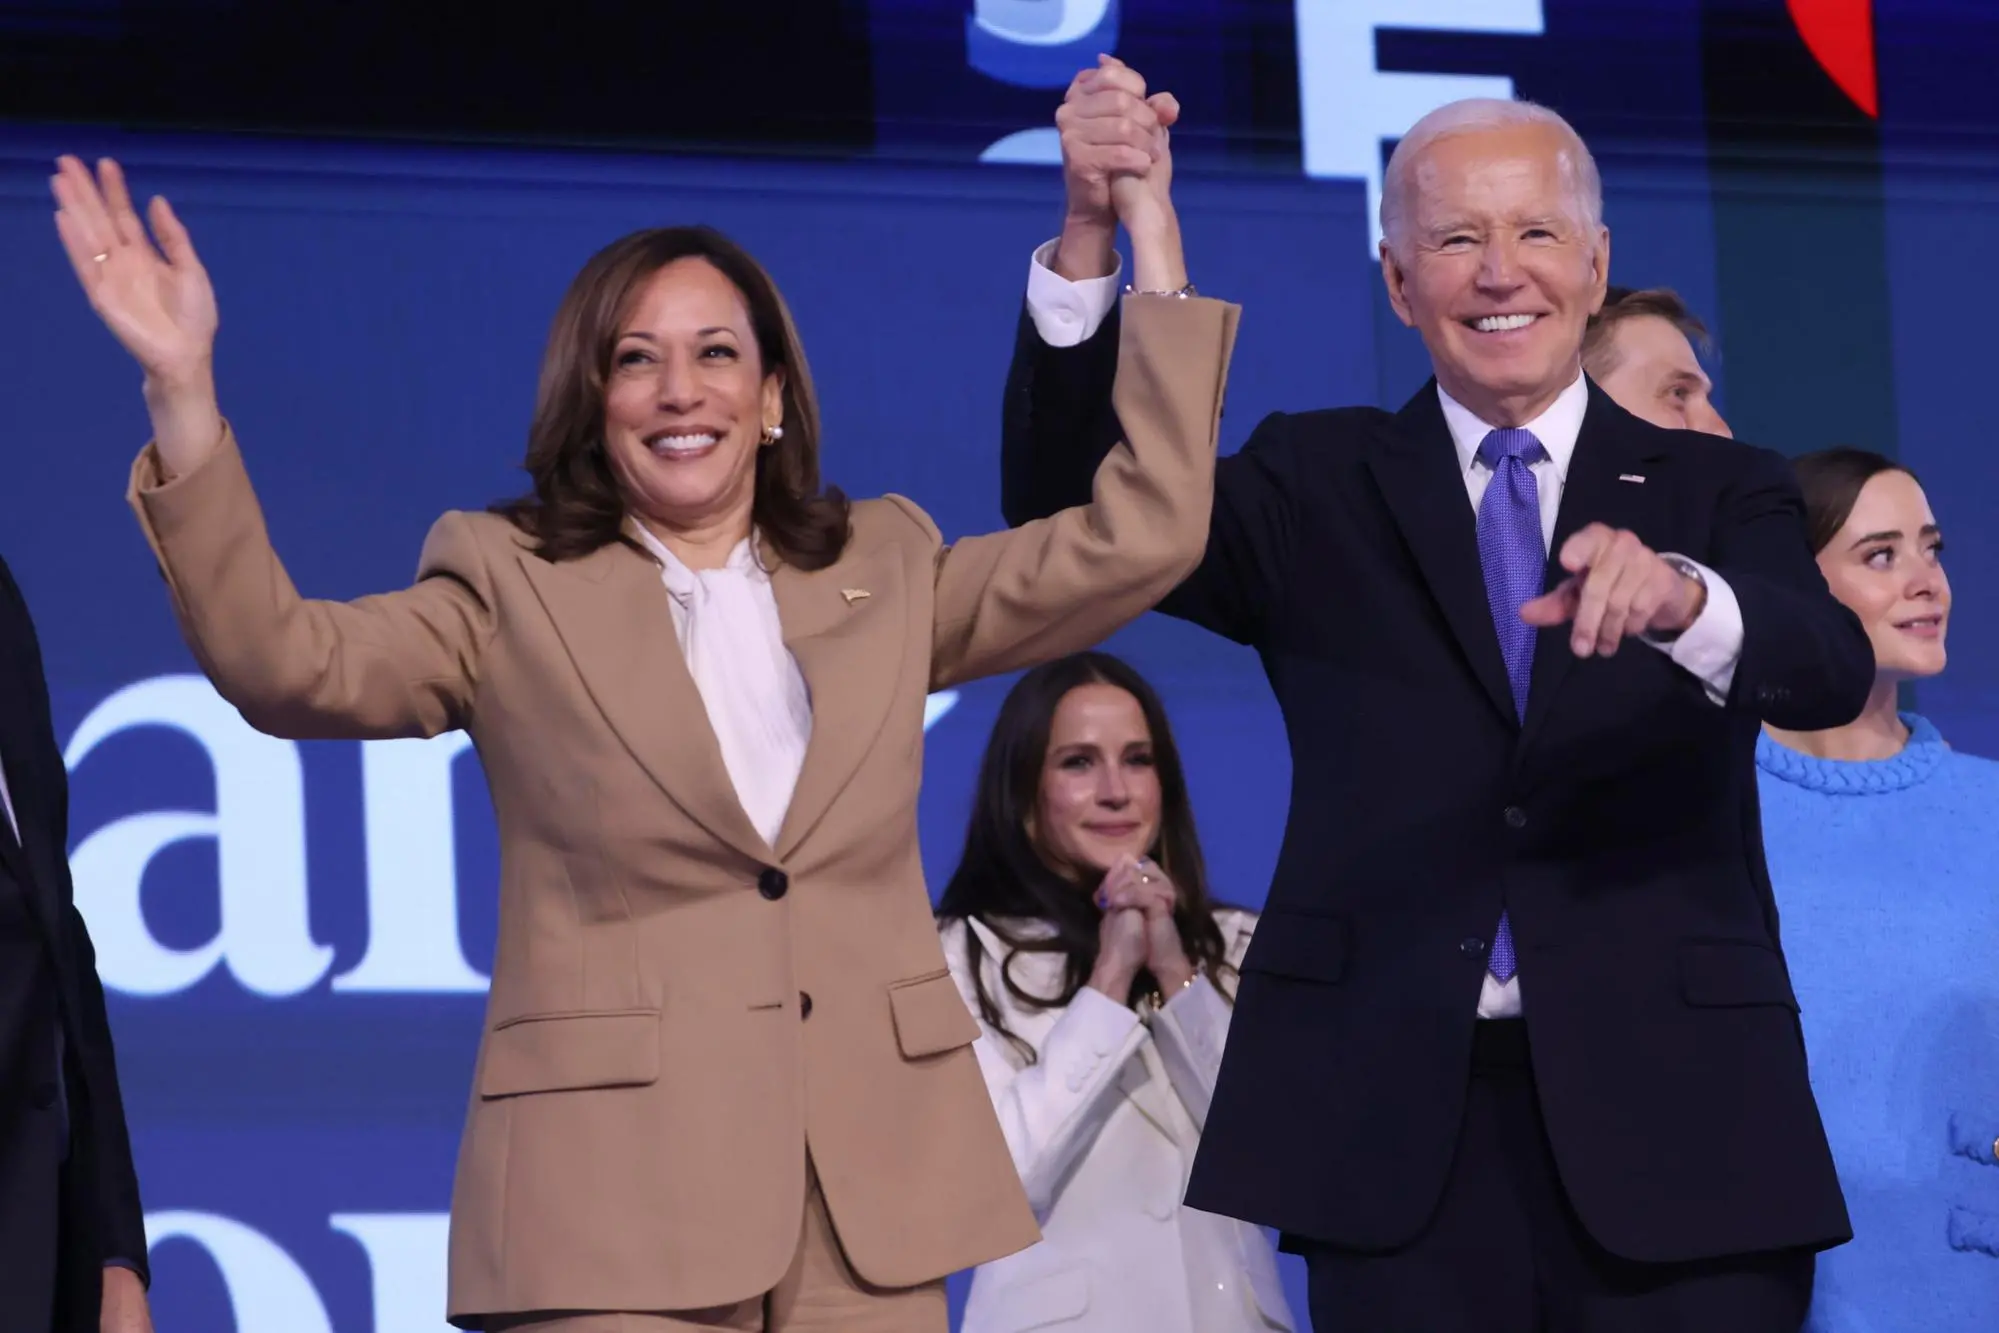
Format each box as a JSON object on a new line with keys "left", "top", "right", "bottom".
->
{"left": 840, "top": 588, "right": 871, "bottom": 605}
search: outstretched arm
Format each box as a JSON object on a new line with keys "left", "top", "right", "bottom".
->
{"left": 58, "top": 155, "right": 497, "bottom": 740}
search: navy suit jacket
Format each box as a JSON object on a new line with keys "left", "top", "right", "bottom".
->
{"left": 0, "top": 554, "right": 148, "bottom": 1329}
{"left": 999, "top": 304, "right": 1871, "bottom": 1262}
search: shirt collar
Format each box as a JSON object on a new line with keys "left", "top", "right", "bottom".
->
{"left": 628, "top": 521, "right": 766, "bottom": 600}
{"left": 1437, "top": 371, "right": 1589, "bottom": 484}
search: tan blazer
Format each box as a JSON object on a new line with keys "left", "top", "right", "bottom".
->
{"left": 125, "top": 295, "right": 1239, "bottom": 1324}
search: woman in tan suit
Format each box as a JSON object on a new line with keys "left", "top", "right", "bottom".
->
{"left": 50, "top": 153, "right": 1236, "bottom": 1332}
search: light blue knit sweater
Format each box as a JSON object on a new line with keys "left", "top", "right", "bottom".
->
{"left": 1757, "top": 714, "right": 1999, "bottom": 1332}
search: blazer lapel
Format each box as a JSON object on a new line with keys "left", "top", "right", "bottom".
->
{"left": 517, "top": 539, "right": 771, "bottom": 865}
{"left": 1519, "top": 384, "right": 1672, "bottom": 748}
{"left": 1121, "top": 1044, "right": 1192, "bottom": 1150}
{"left": 0, "top": 603, "right": 65, "bottom": 935}
{"left": 770, "top": 545, "right": 904, "bottom": 860}
{"left": 1365, "top": 382, "right": 1517, "bottom": 725}
{"left": 0, "top": 714, "right": 53, "bottom": 930}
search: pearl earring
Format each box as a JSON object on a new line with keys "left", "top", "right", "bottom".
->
{"left": 761, "top": 424, "right": 785, "bottom": 446}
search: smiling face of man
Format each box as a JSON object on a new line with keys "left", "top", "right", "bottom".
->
{"left": 1380, "top": 119, "right": 1609, "bottom": 428}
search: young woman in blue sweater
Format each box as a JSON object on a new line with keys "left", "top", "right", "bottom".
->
{"left": 1758, "top": 448, "right": 1999, "bottom": 1331}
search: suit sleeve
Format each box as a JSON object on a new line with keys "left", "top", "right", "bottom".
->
{"left": 941, "top": 923, "right": 1146, "bottom": 1219}
{"left": 1147, "top": 911, "right": 1253, "bottom": 1131}
{"left": 127, "top": 429, "right": 498, "bottom": 741}
{"left": 1708, "top": 446, "right": 1874, "bottom": 729}
{"left": 0, "top": 564, "right": 150, "bottom": 1278}
{"left": 999, "top": 296, "right": 1300, "bottom": 647}
{"left": 916, "top": 294, "right": 1240, "bottom": 690}
{"left": 65, "top": 905, "right": 149, "bottom": 1278}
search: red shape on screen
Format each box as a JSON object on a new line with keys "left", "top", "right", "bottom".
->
{"left": 1788, "top": 0, "right": 1879, "bottom": 117}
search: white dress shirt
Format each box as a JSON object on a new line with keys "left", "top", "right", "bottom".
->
{"left": 1022, "top": 243, "right": 1747, "bottom": 1019}
{"left": 629, "top": 524, "right": 811, "bottom": 849}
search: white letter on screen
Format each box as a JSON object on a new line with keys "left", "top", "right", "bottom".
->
{"left": 66, "top": 675, "right": 332, "bottom": 997}
{"left": 145, "top": 1211, "right": 334, "bottom": 1333}
{"left": 1295, "top": 0, "right": 1545, "bottom": 251}
{"left": 333, "top": 733, "right": 488, "bottom": 992}
{"left": 331, "top": 1212, "right": 455, "bottom": 1333}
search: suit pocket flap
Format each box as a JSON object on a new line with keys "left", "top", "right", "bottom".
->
{"left": 1241, "top": 909, "right": 1350, "bottom": 985}
{"left": 479, "top": 1008, "right": 661, "bottom": 1098}
{"left": 888, "top": 970, "right": 980, "bottom": 1059}
{"left": 1678, "top": 941, "right": 1797, "bottom": 1010}
{"left": 991, "top": 1264, "right": 1091, "bottom": 1329}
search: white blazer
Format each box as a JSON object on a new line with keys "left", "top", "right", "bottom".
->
{"left": 939, "top": 909, "right": 1295, "bottom": 1333}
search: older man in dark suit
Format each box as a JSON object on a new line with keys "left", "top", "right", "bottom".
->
{"left": 1000, "top": 59, "right": 1870, "bottom": 1332}
{"left": 0, "top": 553, "right": 151, "bottom": 1333}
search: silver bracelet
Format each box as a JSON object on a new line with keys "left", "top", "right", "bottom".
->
{"left": 1123, "top": 282, "right": 1198, "bottom": 298}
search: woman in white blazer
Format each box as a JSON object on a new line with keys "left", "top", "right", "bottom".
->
{"left": 936, "top": 652, "right": 1293, "bottom": 1333}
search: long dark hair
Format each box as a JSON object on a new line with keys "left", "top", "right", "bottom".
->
{"left": 1792, "top": 447, "right": 1919, "bottom": 555}
{"left": 492, "top": 225, "right": 850, "bottom": 567}
{"left": 936, "top": 653, "right": 1234, "bottom": 1061}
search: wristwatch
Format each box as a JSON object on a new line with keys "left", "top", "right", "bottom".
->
{"left": 1650, "top": 553, "right": 1706, "bottom": 643}
{"left": 1124, "top": 282, "right": 1198, "bottom": 298}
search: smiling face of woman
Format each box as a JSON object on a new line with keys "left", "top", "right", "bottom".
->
{"left": 600, "top": 256, "right": 784, "bottom": 550}
{"left": 1816, "top": 469, "right": 1950, "bottom": 683}
{"left": 1030, "top": 683, "right": 1163, "bottom": 880}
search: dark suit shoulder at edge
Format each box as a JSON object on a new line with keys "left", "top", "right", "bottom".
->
{"left": 1231, "top": 404, "right": 1398, "bottom": 464}
{"left": 1618, "top": 418, "right": 1796, "bottom": 482}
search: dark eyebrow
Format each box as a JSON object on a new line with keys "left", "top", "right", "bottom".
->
{"left": 1848, "top": 529, "right": 1902, "bottom": 548}
{"left": 615, "top": 326, "right": 742, "bottom": 342}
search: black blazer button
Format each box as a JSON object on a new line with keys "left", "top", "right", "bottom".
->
{"left": 1503, "top": 806, "right": 1527, "bottom": 830}
{"left": 1460, "top": 937, "right": 1488, "bottom": 959}
{"left": 800, "top": 991, "right": 813, "bottom": 1020}
{"left": 758, "top": 868, "right": 789, "bottom": 900}
{"left": 29, "top": 1082, "right": 57, "bottom": 1110}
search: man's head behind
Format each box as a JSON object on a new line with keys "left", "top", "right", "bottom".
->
{"left": 1378, "top": 99, "right": 1609, "bottom": 428}
{"left": 1583, "top": 286, "right": 1731, "bottom": 437}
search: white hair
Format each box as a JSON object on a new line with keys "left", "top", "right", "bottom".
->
{"left": 1379, "top": 99, "right": 1603, "bottom": 258}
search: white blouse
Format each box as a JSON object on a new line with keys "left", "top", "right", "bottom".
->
{"left": 630, "top": 523, "right": 811, "bottom": 848}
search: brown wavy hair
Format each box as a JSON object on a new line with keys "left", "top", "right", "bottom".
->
{"left": 492, "top": 226, "right": 850, "bottom": 566}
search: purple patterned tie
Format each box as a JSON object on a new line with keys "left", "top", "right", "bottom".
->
{"left": 1476, "top": 428, "right": 1547, "bottom": 985}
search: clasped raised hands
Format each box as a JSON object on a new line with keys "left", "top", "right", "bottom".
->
{"left": 1058, "top": 54, "right": 1179, "bottom": 235}
{"left": 1088, "top": 854, "right": 1197, "bottom": 1004}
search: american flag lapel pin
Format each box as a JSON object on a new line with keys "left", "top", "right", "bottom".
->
{"left": 1618, "top": 473, "right": 1646, "bottom": 484}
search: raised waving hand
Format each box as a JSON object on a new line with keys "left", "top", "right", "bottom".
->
{"left": 53, "top": 155, "right": 224, "bottom": 476}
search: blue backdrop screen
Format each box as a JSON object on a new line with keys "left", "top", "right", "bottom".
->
{"left": 0, "top": 2, "right": 1996, "bottom": 1329}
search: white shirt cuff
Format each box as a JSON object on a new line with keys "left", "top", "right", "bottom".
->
{"left": 1067, "top": 981, "right": 1144, "bottom": 1036}
{"left": 1641, "top": 556, "right": 1742, "bottom": 704}
{"left": 1026, "top": 238, "right": 1122, "bottom": 349}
